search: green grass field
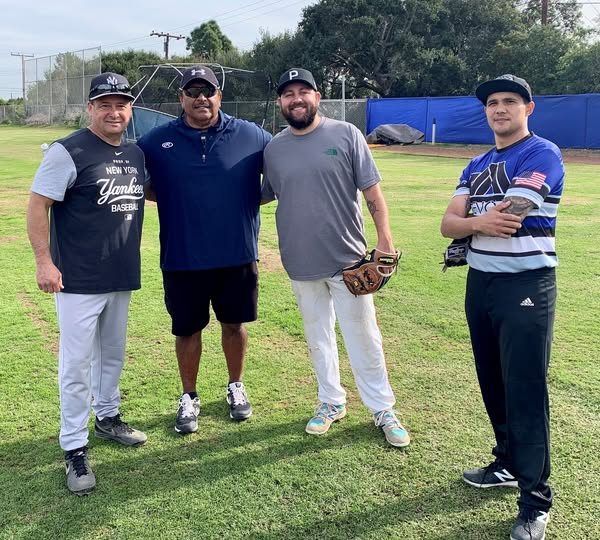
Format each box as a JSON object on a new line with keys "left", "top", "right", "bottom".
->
{"left": 0, "top": 125, "right": 598, "bottom": 540}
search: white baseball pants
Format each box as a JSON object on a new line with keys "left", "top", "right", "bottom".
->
{"left": 55, "top": 291, "right": 131, "bottom": 451}
{"left": 290, "top": 278, "right": 395, "bottom": 413}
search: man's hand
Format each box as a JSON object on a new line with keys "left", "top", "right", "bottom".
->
{"left": 36, "top": 260, "right": 63, "bottom": 293}
{"left": 473, "top": 200, "right": 522, "bottom": 238}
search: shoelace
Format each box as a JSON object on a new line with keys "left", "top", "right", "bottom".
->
{"left": 374, "top": 410, "right": 400, "bottom": 429}
{"left": 68, "top": 448, "right": 90, "bottom": 478}
{"left": 314, "top": 402, "right": 341, "bottom": 420}
{"left": 519, "top": 508, "right": 546, "bottom": 531}
{"left": 109, "top": 414, "right": 134, "bottom": 434}
{"left": 229, "top": 384, "right": 247, "bottom": 407}
{"left": 481, "top": 459, "right": 507, "bottom": 484}
{"left": 179, "top": 396, "right": 198, "bottom": 419}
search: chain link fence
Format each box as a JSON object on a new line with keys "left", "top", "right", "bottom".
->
{"left": 267, "top": 98, "right": 367, "bottom": 134}
{"left": 131, "top": 98, "right": 367, "bottom": 135}
{"left": 0, "top": 104, "right": 25, "bottom": 124}
{"left": 24, "top": 47, "right": 101, "bottom": 125}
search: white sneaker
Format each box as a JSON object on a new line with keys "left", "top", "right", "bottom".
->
{"left": 175, "top": 393, "right": 200, "bottom": 434}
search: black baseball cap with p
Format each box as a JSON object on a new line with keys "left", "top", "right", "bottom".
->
{"left": 475, "top": 74, "right": 532, "bottom": 105}
{"left": 180, "top": 66, "right": 220, "bottom": 90}
{"left": 89, "top": 72, "right": 134, "bottom": 101}
{"left": 277, "top": 68, "right": 318, "bottom": 95}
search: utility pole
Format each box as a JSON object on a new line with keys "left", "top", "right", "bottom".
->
{"left": 541, "top": 0, "right": 549, "bottom": 25}
{"left": 150, "top": 31, "right": 185, "bottom": 60}
{"left": 11, "top": 51, "right": 34, "bottom": 99}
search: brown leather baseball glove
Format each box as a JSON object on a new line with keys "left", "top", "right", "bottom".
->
{"left": 342, "top": 249, "right": 400, "bottom": 296}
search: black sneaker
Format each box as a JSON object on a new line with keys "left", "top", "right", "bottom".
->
{"left": 95, "top": 414, "right": 147, "bottom": 446}
{"left": 226, "top": 382, "right": 252, "bottom": 421}
{"left": 510, "top": 508, "right": 549, "bottom": 540}
{"left": 463, "top": 459, "right": 518, "bottom": 488}
{"left": 175, "top": 393, "right": 200, "bottom": 434}
{"left": 65, "top": 446, "right": 96, "bottom": 496}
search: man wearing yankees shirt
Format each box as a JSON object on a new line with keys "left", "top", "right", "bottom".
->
{"left": 27, "top": 72, "right": 147, "bottom": 496}
{"left": 441, "top": 75, "right": 564, "bottom": 540}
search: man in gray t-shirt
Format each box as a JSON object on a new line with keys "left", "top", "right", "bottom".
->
{"left": 262, "top": 68, "right": 410, "bottom": 448}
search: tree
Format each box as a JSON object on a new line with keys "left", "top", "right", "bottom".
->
{"left": 186, "top": 20, "right": 234, "bottom": 60}
{"left": 521, "top": 0, "right": 583, "bottom": 34}
{"left": 484, "top": 25, "right": 574, "bottom": 94}
{"left": 298, "top": 0, "right": 527, "bottom": 97}
{"left": 101, "top": 50, "right": 164, "bottom": 89}
{"left": 560, "top": 42, "right": 600, "bottom": 93}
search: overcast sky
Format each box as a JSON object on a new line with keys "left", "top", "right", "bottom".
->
{"left": 0, "top": 0, "right": 317, "bottom": 99}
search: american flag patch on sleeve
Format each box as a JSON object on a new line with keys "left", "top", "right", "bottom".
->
{"left": 513, "top": 171, "right": 547, "bottom": 190}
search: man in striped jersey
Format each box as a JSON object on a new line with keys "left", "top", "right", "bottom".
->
{"left": 441, "top": 74, "right": 564, "bottom": 540}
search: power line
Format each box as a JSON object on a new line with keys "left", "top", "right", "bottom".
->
{"left": 150, "top": 31, "right": 185, "bottom": 60}
{"left": 100, "top": 0, "right": 286, "bottom": 51}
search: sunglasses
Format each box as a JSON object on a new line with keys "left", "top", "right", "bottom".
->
{"left": 90, "top": 83, "right": 131, "bottom": 93}
{"left": 182, "top": 86, "right": 217, "bottom": 99}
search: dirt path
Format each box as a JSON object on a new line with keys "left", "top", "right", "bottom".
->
{"left": 371, "top": 143, "right": 600, "bottom": 164}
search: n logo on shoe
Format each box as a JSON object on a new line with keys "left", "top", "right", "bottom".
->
{"left": 494, "top": 469, "right": 516, "bottom": 483}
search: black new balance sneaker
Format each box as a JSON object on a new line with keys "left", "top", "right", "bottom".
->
{"left": 226, "top": 382, "right": 252, "bottom": 421}
{"left": 510, "top": 508, "right": 549, "bottom": 540}
{"left": 95, "top": 414, "right": 147, "bottom": 446}
{"left": 462, "top": 459, "right": 518, "bottom": 488}
{"left": 65, "top": 446, "right": 96, "bottom": 496}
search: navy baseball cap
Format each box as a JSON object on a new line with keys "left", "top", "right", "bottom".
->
{"left": 89, "top": 72, "right": 133, "bottom": 101}
{"left": 277, "top": 68, "right": 318, "bottom": 95}
{"left": 475, "top": 74, "right": 532, "bottom": 105}
{"left": 180, "top": 66, "right": 220, "bottom": 90}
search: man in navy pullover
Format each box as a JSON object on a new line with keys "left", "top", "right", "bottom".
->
{"left": 138, "top": 66, "right": 271, "bottom": 433}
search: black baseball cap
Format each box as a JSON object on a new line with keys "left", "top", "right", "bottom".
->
{"left": 88, "top": 72, "right": 133, "bottom": 101}
{"left": 277, "top": 68, "right": 318, "bottom": 95}
{"left": 180, "top": 66, "right": 220, "bottom": 90}
{"left": 475, "top": 74, "right": 532, "bottom": 105}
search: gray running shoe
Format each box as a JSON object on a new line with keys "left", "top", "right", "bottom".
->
{"left": 510, "top": 508, "right": 549, "bottom": 540}
{"left": 175, "top": 393, "right": 200, "bottom": 434}
{"left": 463, "top": 459, "right": 518, "bottom": 488}
{"left": 65, "top": 446, "right": 96, "bottom": 496}
{"left": 95, "top": 414, "right": 147, "bottom": 446}
{"left": 226, "top": 382, "right": 253, "bottom": 421}
{"left": 305, "top": 402, "right": 346, "bottom": 435}
{"left": 373, "top": 409, "right": 410, "bottom": 447}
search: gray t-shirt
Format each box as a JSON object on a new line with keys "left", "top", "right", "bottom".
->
{"left": 262, "top": 117, "right": 380, "bottom": 280}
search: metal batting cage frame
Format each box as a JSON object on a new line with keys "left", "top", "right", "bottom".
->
{"left": 126, "top": 63, "right": 273, "bottom": 141}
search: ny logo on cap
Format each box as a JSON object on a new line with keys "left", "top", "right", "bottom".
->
{"left": 107, "top": 75, "right": 118, "bottom": 85}
{"left": 288, "top": 70, "right": 299, "bottom": 81}
{"left": 191, "top": 69, "right": 206, "bottom": 76}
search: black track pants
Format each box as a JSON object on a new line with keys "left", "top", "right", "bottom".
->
{"left": 465, "top": 267, "right": 556, "bottom": 511}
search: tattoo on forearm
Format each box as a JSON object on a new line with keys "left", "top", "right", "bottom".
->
{"left": 502, "top": 196, "right": 535, "bottom": 217}
{"left": 367, "top": 199, "right": 378, "bottom": 215}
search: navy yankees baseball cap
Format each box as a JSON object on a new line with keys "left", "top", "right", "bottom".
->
{"left": 277, "top": 68, "right": 318, "bottom": 95}
{"left": 180, "top": 66, "right": 220, "bottom": 90}
{"left": 475, "top": 74, "right": 532, "bottom": 105}
{"left": 89, "top": 72, "right": 134, "bottom": 101}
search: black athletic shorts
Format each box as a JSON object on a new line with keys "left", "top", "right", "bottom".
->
{"left": 162, "top": 262, "right": 258, "bottom": 336}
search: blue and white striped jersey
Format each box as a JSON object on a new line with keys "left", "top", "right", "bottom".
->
{"left": 453, "top": 133, "right": 564, "bottom": 273}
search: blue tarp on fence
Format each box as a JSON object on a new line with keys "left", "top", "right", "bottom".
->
{"left": 366, "top": 94, "right": 600, "bottom": 149}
